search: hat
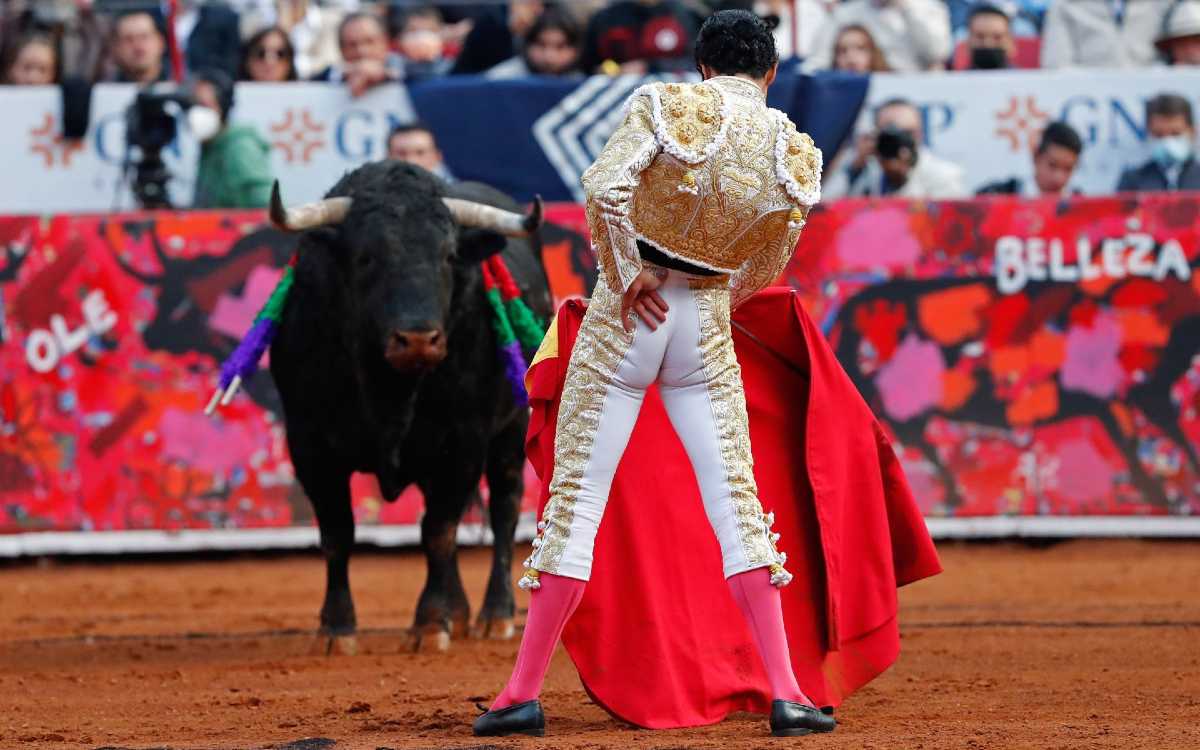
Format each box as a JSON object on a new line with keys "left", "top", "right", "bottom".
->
{"left": 1157, "top": 1, "right": 1200, "bottom": 46}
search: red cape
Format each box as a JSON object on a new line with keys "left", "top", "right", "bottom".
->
{"left": 524, "top": 288, "right": 942, "bottom": 729}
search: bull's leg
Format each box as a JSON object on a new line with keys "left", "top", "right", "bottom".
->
{"left": 412, "top": 456, "right": 482, "bottom": 651}
{"left": 295, "top": 463, "right": 358, "bottom": 655}
{"left": 473, "top": 417, "right": 525, "bottom": 640}
{"left": 894, "top": 418, "right": 962, "bottom": 509}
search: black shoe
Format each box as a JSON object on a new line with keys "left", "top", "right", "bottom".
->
{"left": 473, "top": 699, "right": 546, "bottom": 737}
{"left": 770, "top": 699, "right": 837, "bottom": 736}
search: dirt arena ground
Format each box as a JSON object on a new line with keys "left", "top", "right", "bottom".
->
{"left": 0, "top": 539, "right": 1197, "bottom": 750}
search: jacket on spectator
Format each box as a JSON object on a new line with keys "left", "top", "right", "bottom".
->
{"left": 311, "top": 53, "right": 406, "bottom": 83}
{"left": 1040, "top": 0, "right": 1172, "bottom": 68}
{"left": 193, "top": 124, "right": 274, "bottom": 210}
{"left": 976, "top": 177, "right": 1080, "bottom": 197}
{"left": 451, "top": 7, "right": 518, "bottom": 75}
{"left": 804, "top": 0, "right": 952, "bottom": 72}
{"left": 825, "top": 148, "right": 968, "bottom": 199}
{"left": 485, "top": 56, "right": 585, "bottom": 80}
{"left": 1116, "top": 158, "right": 1200, "bottom": 192}
{"left": 579, "top": 0, "right": 701, "bottom": 74}
{"left": 181, "top": 2, "right": 242, "bottom": 78}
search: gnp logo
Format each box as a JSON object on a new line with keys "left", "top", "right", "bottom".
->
{"left": 994, "top": 95, "right": 1050, "bottom": 152}
{"left": 29, "top": 112, "right": 83, "bottom": 168}
{"left": 270, "top": 109, "right": 327, "bottom": 163}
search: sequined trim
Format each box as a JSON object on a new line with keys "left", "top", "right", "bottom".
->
{"left": 634, "top": 81, "right": 731, "bottom": 165}
{"left": 524, "top": 282, "right": 634, "bottom": 579}
{"left": 691, "top": 286, "right": 777, "bottom": 570}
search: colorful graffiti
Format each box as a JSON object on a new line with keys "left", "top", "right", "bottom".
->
{"left": 1, "top": 195, "right": 1198, "bottom": 537}
{"left": 788, "top": 195, "right": 1200, "bottom": 517}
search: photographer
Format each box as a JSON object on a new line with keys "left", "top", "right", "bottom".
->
{"left": 825, "top": 98, "right": 968, "bottom": 199}
{"left": 190, "top": 69, "right": 273, "bottom": 209}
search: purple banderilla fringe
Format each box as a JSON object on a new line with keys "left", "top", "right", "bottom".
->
{"left": 498, "top": 339, "right": 529, "bottom": 408}
{"left": 219, "top": 318, "right": 278, "bottom": 390}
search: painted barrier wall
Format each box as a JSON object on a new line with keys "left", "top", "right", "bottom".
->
{"left": 1, "top": 194, "right": 1198, "bottom": 553}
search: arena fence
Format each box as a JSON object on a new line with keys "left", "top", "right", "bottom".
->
{"left": 1, "top": 193, "right": 1198, "bottom": 555}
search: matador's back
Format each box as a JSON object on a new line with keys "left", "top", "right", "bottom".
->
{"left": 581, "top": 76, "right": 822, "bottom": 305}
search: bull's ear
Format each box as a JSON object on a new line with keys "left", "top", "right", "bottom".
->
{"left": 455, "top": 228, "right": 507, "bottom": 265}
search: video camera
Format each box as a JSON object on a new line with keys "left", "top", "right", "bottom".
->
{"left": 124, "top": 82, "right": 194, "bottom": 209}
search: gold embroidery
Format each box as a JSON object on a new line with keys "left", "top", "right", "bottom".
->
{"left": 782, "top": 129, "right": 821, "bottom": 202}
{"left": 654, "top": 82, "right": 724, "bottom": 157}
{"left": 581, "top": 94, "right": 659, "bottom": 293}
{"left": 691, "top": 285, "right": 776, "bottom": 568}
{"left": 629, "top": 76, "right": 808, "bottom": 275}
{"left": 530, "top": 282, "right": 635, "bottom": 575}
{"left": 729, "top": 208, "right": 806, "bottom": 309}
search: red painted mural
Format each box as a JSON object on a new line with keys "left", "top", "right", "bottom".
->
{"left": 1, "top": 195, "right": 1197, "bottom": 539}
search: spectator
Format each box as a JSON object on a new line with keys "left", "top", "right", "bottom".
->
{"left": 190, "top": 68, "right": 274, "bottom": 209}
{"left": 806, "top": 0, "right": 952, "bottom": 73}
{"left": 392, "top": 6, "right": 453, "bottom": 80}
{"left": 2, "top": 1, "right": 107, "bottom": 81}
{"left": 977, "top": 121, "right": 1083, "bottom": 196}
{"left": 825, "top": 98, "right": 968, "bottom": 198}
{"left": 108, "top": 11, "right": 168, "bottom": 84}
{"left": 1041, "top": 0, "right": 1173, "bottom": 68}
{"left": 237, "top": 1, "right": 350, "bottom": 79}
{"left": 453, "top": 0, "right": 544, "bottom": 75}
{"left": 965, "top": 3, "right": 1015, "bottom": 69}
{"left": 487, "top": 8, "right": 584, "bottom": 78}
{"left": 579, "top": 0, "right": 702, "bottom": 75}
{"left": 386, "top": 123, "right": 454, "bottom": 181}
{"left": 3, "top": 33, "right": 58, "bottom": 85}
{"left": 174, "top": 0, "right": 241, "bottom": 78}
{"left": 948, "top": 0, "right": 1047, "bottom": 38}
{"left": 755, "top": 0, "right": 832, "bottom": 60}
{"left": 1117, "top": 94, "right": 1200, "bottom": 192}
{"left": 239, "top": 26, "right": 298, "bottom": 81}
{"left": 831, "top": 24, "right": 890, "bottom": 72}
{"left": 1156, "top": 1, "right": 1200, "bottom": 66}
{"left": 312, "top": 11, "right": 404, "bottom": 96}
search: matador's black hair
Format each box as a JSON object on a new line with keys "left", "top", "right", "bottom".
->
{"left": 694, "top": 9, "right": 779, "bottom": 79}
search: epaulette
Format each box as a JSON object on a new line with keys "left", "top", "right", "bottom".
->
{"left": 630, "top": 81, "right": 729, "bottom": 165}
{"left": 773, "top": 113, "right": 822, "bottom": 207}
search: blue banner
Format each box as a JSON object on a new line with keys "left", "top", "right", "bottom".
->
{"left": 409, "top": 71, "right": 869, "bottom": 203}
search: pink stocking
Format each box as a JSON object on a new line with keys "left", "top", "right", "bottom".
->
{"left": 491, "top": 572, "right": 586, "bottom": 710}
{"left": 727, "top": 568, "right": 813, "bottom": 706}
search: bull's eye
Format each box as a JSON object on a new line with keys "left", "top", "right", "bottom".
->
{"left": 356, "top": 253, "right": 374, "bottom": 270}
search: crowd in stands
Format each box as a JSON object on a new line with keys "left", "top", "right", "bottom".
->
{"left": 0, "top": 0, "right": 1198, "bottom": 206}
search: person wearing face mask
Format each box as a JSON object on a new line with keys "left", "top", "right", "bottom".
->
{"left": 189, "top": 69, "right": 274, "bottom": 209}
{"left": 965, "top": 3, "right": 1014, "bottom": 70}
{"left": 1117, "top": 94, "right": 1200, "bottom": 193}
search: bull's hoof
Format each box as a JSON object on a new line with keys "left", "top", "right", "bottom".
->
{"left": 408, "top": 624, "right": 451, "bottom": 653}
{"left": 311, "top": 632, "right": 359, "bottom": 657}
{"left": 471, "top": 616, "right": 515, "bottom": 640}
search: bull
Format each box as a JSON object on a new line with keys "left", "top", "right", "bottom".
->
{"left": 267, "top": 161, "right": 551, "bottom": 652}
{"left": 830, "top": 258, "right": 1200, "bottom": 510}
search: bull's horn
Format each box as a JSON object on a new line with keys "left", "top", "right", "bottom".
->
{"left": 269, "top": 181, "right": 352, "bottom": 232}
{"left": 441, "top": 195, "right": 543, "bottom": 238}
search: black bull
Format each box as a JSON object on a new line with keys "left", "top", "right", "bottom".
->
{"left": 267, "top": 163, "right": 552, "bottom": 652}
{"left": 108, "top": 162, "right": 552, "bottom": 651}
{"left": 830, "top": 258, "right": 1200, "bottom": 510}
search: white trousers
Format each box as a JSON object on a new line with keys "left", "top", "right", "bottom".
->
{"left": 522, "top": 269, "right": 789, "bottom": 587}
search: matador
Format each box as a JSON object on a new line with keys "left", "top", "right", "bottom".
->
{"left": 476, "top": 9, "right": 849, "bottom": 739}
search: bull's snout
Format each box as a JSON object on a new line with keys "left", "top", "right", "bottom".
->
{"left": 385, "top": 328, "right": 447, "bottom": 371}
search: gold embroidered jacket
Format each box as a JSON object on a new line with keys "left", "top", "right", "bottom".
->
{"left": 580, "top": 76, "right": 822, "bottom": 307}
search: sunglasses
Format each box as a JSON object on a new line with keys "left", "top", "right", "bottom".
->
{"left": 252, "top": 46, "right": 289, "bottom": 61}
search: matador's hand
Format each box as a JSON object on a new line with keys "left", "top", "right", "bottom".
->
{"left": 621, "top": 268, "right": 669, "bottom": 333}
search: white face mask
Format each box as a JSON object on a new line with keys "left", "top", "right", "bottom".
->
{"left": 187, "top": 105, "right": 222, "bottom": 143}
{"left": 1149, "top": 134, "right": 1193, "bottom": 168}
